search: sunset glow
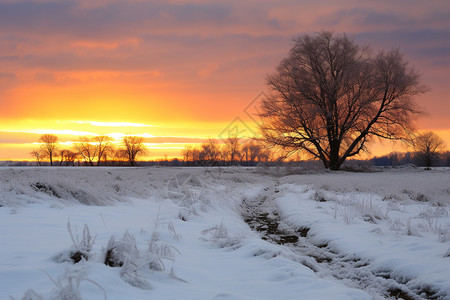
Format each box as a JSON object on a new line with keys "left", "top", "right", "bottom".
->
{"left": 1, "top": 1, "right": 449, "bottom": 161}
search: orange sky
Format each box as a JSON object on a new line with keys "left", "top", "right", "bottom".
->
{"left": 1, "top": 0, "right": 450, "bottom": 161}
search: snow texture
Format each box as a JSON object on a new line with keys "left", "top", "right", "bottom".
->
{"left": 1, "top": 166, "right": 449, "bottom": 299}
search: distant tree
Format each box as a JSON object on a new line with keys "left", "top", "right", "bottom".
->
{"left": 122, "top": 136, "right": 146, "bottom": 166}
{"left": 183, "top": 146, "right": 193, "bottom": 164}
{"left": 94, "top": 135, "right": 113, "bottom": 166}
{"left": 413, "top": 131, "right": 446, "bottom": 168}
{"left": 259, "top": 31, "right": 427, "bottom": 170}
{"left": 74, "top": 137, "right": 97, "bottom": 166}
{"left": 202, "top": 138, "right": 220, "bottom": 163}
{"left": 64, "top": 150, "right": 79, "bottom": 166}
{"left": 241, "top": 143, "right": 251, "bottom": 164}
{"left": 57, "top": 149, "right": 68, "bottom": 166}
{"left": 225, "top": 136, "right": 240, "bottom": 164}
{"left": 242, "top": 140, "right": 263, "bottom": 164}
{"left": 388, "top": 152, "right": 402, "bottom": 167}
{"left": 444, "top": 151, "right": 450, "bottom": 167}
{"left": 30, "top": 149, "right": 47, "bottom": 166}
{"left": 402, "top": 152, "right": 413, "bottom": 165}
{"left": 56, "top": 149, "right": 79, "bottom": 166}
{"left": 39, "top": 134, "right": 59, "bottom": 166}
{"left": 100, "top": 144, "right": 115, "bottom": 166}
{"left": 113, "top": 148, "right": 128, "bottom": 165}
{"left": 192, "top": 148, "right": 201, "bottom": 163}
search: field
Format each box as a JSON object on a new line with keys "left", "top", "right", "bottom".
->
{"left": 1, "top": 166, "right": 449, "bottom": 299}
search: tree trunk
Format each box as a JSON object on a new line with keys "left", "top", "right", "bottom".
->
{"left": 329, "top": 140, "right": 341, "bottom": 171}
{"left": 329, "top": 159, "right": 341, "bottom": 171}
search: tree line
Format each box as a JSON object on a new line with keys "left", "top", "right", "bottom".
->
{"left": 31, "top": 134, "right": 146, "bottom": 166}
{"left": 30, "top": 130, "right": 446, "bottom": 169}
{"left": 30, "top": 134, "right": 275, "bottom": 167}
{"left": 182, "top": 137, "right": 273, "bottom": 166}
{"left": 371, "top": 131, "right": 448, "bottom": 168}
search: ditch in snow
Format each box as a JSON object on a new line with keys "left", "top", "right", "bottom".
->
{"left": 241, "top": 184, "right": 445, "bottom": 300}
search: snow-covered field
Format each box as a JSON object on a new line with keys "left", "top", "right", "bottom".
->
{"left": 1, "top": 166, "right": 449, "bottom": 299}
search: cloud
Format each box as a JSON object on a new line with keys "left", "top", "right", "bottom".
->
{"left": 0, "top": 72, "right": 15, "bottom": 80}
{"left": 142, "top": 136, "right": 206, "bottom": 144}
{"left": 4, "top": 129, "right": 96, "bottom": 136}
{"left": 0, "top": 1, "right": 234, "bottom": 39}
{"left": 353, "top": 29, "right": 450, "bottom": 70}
{"left": 0, "top": 0, "right": 449, "bottom": 148}
{"left": 84, "top": 121, "right": 153, "bottom": 127}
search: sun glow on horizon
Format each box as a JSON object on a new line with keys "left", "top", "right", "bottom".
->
{"left": 0, "top": 118, "right": 237, "bottom": 161}
{"left": 70, "top": 121, "right": 154, "bottom": 128}
{"left": 3, "top": 129, "right": 97, "bottom": 137}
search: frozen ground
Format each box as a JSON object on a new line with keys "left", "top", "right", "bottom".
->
{"left": 0, "top": 166, "right": 449, "bottom": 299}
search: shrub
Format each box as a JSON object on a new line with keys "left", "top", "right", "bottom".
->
{"left": 54, "top": 221, "right": 96, "bottom": 264}
{"left": 104, "top": 231, "right": 139, "bottom": 267}
{"left": 45, "top": 266, "right": 106, "bottom": 300}
{"left": 201, "top": 221, "right": 240, "bottom": 248}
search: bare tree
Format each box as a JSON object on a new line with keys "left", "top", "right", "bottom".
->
{"left": 74, "top": 136, "right": 97, "bottom": 166}
{"left": 444, "top": 151, "right": 450, "bottom": 167}
{"left": 113, "top": 148, "right": 129, "bottom": 165}
{"left": 56, "top": 149, "right": 79, "bottom": 166}
{"left": 100, "top": 144, "right": 115, "bottom": 166}
{"left": 39, "top": 134, "right": 59, "bottom": 166}
{"left": 93, "top": 135, "right": 113, "bottom": 166}
{"left": 64, "top": 150, "right": 79, "bottom": 166}
{"left": 242, "top": 140, "right": 264, "bottom": 164}
{"left": 122, "top": 136, "right": 146, "bottom": 166}
{"left": 201, "top": 138, "right": 220, "bottom": 163}
{"left": 388, "top": 152, "right": 402, "bottom": 167}
{"left": 183, "top": 146, "right": 193, "bottom": 164}
{"left": 259, "top": 31, "right": 427, "bottom": 170}
{"left": 413, "top": 131, "right": 446, "bottom": 168}
{"left": 225, "top": 136, "right": 241, "bottom": 164}
{"left": 58, "top": 149, "right": 68, "bottom": 166}
{"left": 30, "top": 149, "right": 47, "bottom": 166}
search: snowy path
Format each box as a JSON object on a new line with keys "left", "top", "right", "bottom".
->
{"left": 240, "top": 183, "right": 446, "bottom": 300}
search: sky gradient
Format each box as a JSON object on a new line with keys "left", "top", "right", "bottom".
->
{"left": 1, "top": 0, "right": 450, "bottom": 160}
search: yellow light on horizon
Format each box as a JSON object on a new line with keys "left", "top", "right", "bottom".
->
{"left": 70, "top": 121, "right": 154, "bottom": 127}
{"left": 3, "top": 129, "right": 96, "bottom": 136}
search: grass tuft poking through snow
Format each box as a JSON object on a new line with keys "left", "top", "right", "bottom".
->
{"left": 44, "top": 266, "right": 106, "bottom": 300}
{"left": 201, "top": 221, "right": 241, "bottom": 248}
{"left": 53, "top": 221, "right": 96, "bottom": 264}
{"left": 146, "top": 206, "right": 180, "bottom": 273}
{"left": 10, "top": 289, "right": 44, "bottom": 300}
{"left": 13, "top": 266, "right": 106, "bottom": 300}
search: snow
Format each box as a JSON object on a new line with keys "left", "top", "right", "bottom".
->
{"left": 1, "top": 166, "right": 449, "bottom": 299}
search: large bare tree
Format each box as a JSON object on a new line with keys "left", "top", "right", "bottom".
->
{"left": 413, "top": 131, "right": 446, "bottom": 168}
{"left": 122, "top": 136, "right": 146, "bottom": 166}
{"left": 260, "top": 31, "right": 427, "bottom": 170}
{"left": 39, "top": 134, "right": 59, "bottom": 166}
